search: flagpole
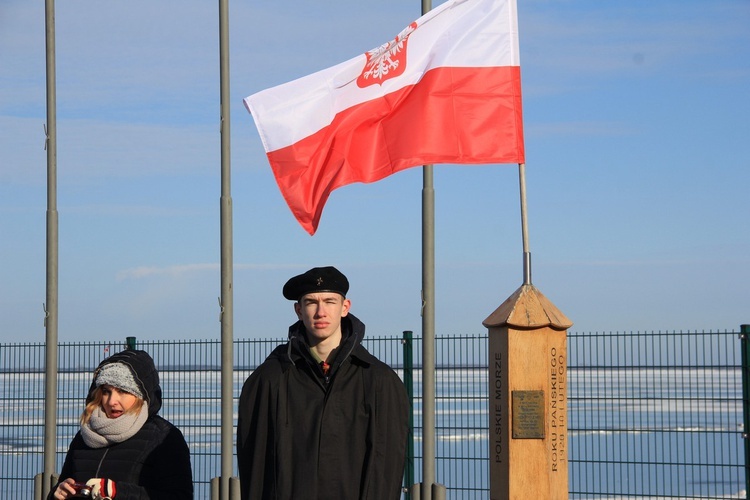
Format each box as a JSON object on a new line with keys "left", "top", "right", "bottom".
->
{"left": 421, "top": 0, "right": 437, "bottom": 497}
{"left": 42, "top": 0, "right": 59, "bottom": 497}
{"left": 421, "top": 165, "right": 436, "bottom": 499}
{"left": 518, "top": 163, "right": 531, "bottom": 285}
{"left": 218, "top": 0, "right": 234, "bottom": 498}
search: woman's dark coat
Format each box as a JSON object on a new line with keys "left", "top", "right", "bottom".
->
{"left": 237, "top": 314, "right": 410, "bottom": 500}
{"left": 50, "top": 349, "right": 193, "bottom": 500}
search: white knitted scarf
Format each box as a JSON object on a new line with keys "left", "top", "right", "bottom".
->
{"left": 81, "top": 402, "right": 149, "bottom": 449}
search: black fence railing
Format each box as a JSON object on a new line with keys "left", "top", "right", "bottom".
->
{"left": 567, "top": 330, "right": 745, "bottom": 499}
{"left": 0, "top": 329, "right": 745, "bottom": 499}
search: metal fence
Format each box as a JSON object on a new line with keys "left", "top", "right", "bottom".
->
{"left": 0, "top": 328, "right": 746, "bottom": 499}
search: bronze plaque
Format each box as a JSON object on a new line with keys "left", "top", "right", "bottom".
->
{"left": 512, "top": 390, "right": 545, "bottom": 439}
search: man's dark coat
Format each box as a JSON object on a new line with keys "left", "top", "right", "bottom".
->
{"left": 237, "top": 314, "right": 409, "bottom": 499}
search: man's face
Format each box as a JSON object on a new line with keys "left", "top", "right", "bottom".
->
{"left": 294, "top": 292, "right": 351, "bottom": 344}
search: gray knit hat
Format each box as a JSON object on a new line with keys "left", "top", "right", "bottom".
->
{"left": 95, "top": 362, "right": 144, "bottom": 399}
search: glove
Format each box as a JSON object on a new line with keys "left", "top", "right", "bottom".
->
{"left": 85, "top": 478, "right": 117, "bottom": 500}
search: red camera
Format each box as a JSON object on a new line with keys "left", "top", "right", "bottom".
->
{"left": 71, "top": 482, "right": 92, "bottom": 497}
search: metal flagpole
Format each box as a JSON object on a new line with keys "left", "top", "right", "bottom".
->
{"left": 218, "top": 0, "right": 235, "bottom": 498}
{"left": 42, "top": 0, "right": 59, "bottom": 497}
{"left": 420, "top": 0, "right": 437, "bottom": 498}
{"left": 518, "top": 163, "right": 531, "bottom": 284}
{"left": 421, "top": 167, "right": 436, "bottom": 499}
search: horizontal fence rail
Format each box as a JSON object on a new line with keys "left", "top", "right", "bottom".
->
{"left": 0, "top": 329, "right": 745, "bottom": 499}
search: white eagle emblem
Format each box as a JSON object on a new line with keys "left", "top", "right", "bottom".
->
{"left": 357, "top": 22, "right": 418, "bottom": 88}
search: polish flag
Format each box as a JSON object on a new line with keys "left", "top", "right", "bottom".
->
{"left": 245, "top": 0, "right": 524, "bottom": 235}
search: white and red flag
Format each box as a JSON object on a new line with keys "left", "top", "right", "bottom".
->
{"left": 244, "top": 0, "right": 524, "bottom": 235}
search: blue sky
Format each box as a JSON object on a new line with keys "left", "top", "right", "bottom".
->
{"left": 1, "top": 0, "right": 748, "bottom": 344}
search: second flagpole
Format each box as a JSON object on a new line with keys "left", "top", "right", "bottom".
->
{"left": 519, "top": 163, "right": 531, "bottom": 285}
{"left": 419, "top": 1, "right": 441, "bottom": 499}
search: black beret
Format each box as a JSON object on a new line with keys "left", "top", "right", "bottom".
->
{"left": 283, "top": 266, "right": 349, "bottom": 301}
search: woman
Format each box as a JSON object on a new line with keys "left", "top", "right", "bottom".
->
{"left": 50, "top": 349, "right": 193, "bottom": 500}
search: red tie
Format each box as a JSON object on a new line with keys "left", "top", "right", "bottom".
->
{"left": 321, "top": 361, "right": 330, "bottom": 376}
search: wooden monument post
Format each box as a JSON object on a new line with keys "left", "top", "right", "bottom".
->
{"left": 484, "top": 283, "right": 573, "bottom": 500}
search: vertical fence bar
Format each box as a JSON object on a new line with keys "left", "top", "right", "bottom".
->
{"left": 741, "top": 324, "right": 750, "bottom": 498}
{"left": 402, "top": 331, "right": 415, "bottom": 498}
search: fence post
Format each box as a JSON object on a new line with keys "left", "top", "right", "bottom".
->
{"left": 402, "top": 330, "right": 415, "bottom": 499}
{"left": 34, "top": 473, "right": 41, "bottom": 500}
{"left": 741, "top": 324, "right": 750, "bottom": 498}
{"left": 34, "top": 472, "right": 58, "bottom": 500}
{"left": 210, "top": 477, "right": 219, "bottom": 500}
{"left": 126, "top": 337, "right": 136, "bottom": 350}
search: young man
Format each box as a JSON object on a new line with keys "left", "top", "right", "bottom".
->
{"left": 237, "top": 266, "right": 409, "bottom": 499}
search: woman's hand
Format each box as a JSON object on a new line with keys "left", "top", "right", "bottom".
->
{"left": 53, "top": 478, "right": 82, "bottom": 499}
